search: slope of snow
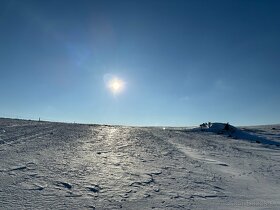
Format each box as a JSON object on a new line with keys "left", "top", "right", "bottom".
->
{"left": 196, "top": 122, "right": 280, "bottom": 146}
{"left": 0, "top": 118, "right": 280, "bottom": 209}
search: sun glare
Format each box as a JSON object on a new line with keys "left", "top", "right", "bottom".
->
{"left": 108, "top": 77, "right": 124, "bottom": 94}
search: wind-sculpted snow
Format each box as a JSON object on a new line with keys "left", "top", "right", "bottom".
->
{"left": 195, "top": 122, "right": 280, "bottom": 146}
{"left": 0, "top": 118, "right": 280, "bottom": 209}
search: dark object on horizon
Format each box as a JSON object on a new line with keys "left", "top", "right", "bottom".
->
{"left": 200, "top": 122, "right": 212, "bottom": 130}
{"left": 272, "top": 128, "right": 276, "bottom": 130}
{"left": 200, "top": 123, "right": 208, "bottom": 130}
{"left": 224, "top": 123, "right": 230, "bottom": 131}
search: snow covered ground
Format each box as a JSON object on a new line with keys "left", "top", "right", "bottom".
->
{"left": 0, "top": 118, "right": 280, "bottom": 209}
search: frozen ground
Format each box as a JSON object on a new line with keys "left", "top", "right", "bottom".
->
{"left": 0, "top": 118, "right": 280, "bottom": 210}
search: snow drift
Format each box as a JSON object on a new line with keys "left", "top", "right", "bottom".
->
{"left": 0, "top": 118, "right": 280, "bottom": 209}
{"left": 195, "top": 122, "right": 280, "bottom": 147}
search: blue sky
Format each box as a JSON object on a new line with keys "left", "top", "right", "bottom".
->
{"left": 0, "top": 0, "right": 280, "bottom": 126}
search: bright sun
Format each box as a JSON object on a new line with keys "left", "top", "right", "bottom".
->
{"left": 108, "top": 77, "right": 124, "bottom": 94}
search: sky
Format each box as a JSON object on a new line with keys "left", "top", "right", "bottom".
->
{"left": 0, "top": 0, "right": 280, "bottom": 126}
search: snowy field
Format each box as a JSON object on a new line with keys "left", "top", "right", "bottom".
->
{"left": 0, "top": 118, "right": 280, "bottom": 210}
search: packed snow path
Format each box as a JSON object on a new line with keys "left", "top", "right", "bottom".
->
{"left": 0, "top": 118, "right": 280, "bottom": 209}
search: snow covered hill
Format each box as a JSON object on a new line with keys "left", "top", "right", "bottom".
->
{"left": 197, "top": 122, "right": 280, "bottom": 147}
{"left": 0, "top": 118, "right": 280, "bottom": 209}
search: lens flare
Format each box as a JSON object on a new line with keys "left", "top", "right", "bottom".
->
{"left": 103, "top": 74, "right": 126, "bottom": 95}
{"left": 108, "top": 77, "right": 124, "bottom": 94}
